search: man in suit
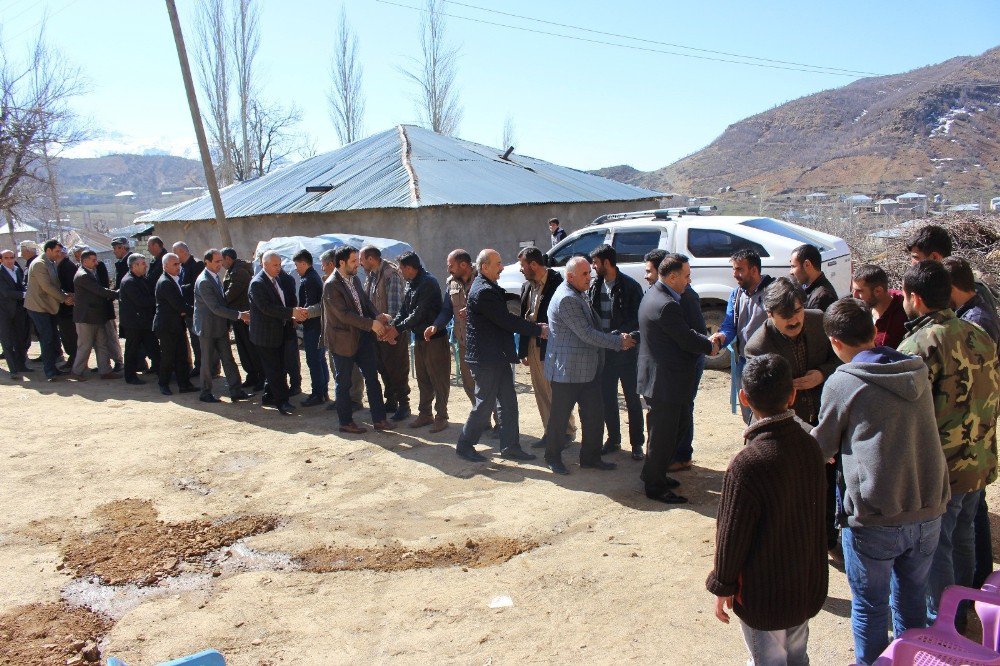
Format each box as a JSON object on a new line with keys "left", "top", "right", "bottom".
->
{"left": 517, "top": 247, "right": 576, "bottom": 449}
{"left": 174, "top": 241, "right": 205, "bottom": 376}
{"left": 322, "top": 245, "right": 390, "bottom": 433}
{"left": 56, "top": 246, "right": 79, "bottom": 369}
{"left": 69, "top": 250, "right": 121, "bottom": 380}
{"left": 294, "top": 249, "right": 329, "bottom": 407}
{"left": 639, "top": 253, "right": 717, "bottom": 504}
{"left": 73, "top": 244, "right": 123, "bottom": 374}
{"left": 25, "top": 239, "right": 73, "bottom": 380}
{"left": 154, "top": 252, "right": 198, "bottom": 395}
{"left": 119, "top": 253, "right": 160, "bottom": 385}
{"left": 222, "top": 247, "right": 264, "bottom": 391}
{"left": 543, "top": 256, "right": 634, "bottom": 475}
{"left": 194, "top": 248, "right": 252, "bottom": 403}
{"left": 0, "top": 249, "right": 30, "bottom": 379}
{"left": 249, "top": 250, "right": 307, "bottom": 415}
{"left": 146, "top": 236, "right": 167, "bottom": 286}
{"left": 456, "top": 249, "right": 547, "bottom": 462}
{"left": 790, "top": 244, "right": 838, "bottom": 312}
{"left": 111, "top": 237, "right": 131, "bottom": 289}
{"left": 361, "top": 245, "right": 410, "bottom": 420}
{"left": 17, "top": 240, "right": 39, "bottom": 358}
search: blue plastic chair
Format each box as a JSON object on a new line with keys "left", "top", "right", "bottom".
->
{"left": 108, "top": 649, "right": 225, "bottom": 666}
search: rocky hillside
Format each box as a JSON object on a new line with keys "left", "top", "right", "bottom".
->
{"left": 596, "top": 46, "right": 1000, "bottom": 197}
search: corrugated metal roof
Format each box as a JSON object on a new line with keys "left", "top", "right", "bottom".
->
{"left": 137, "top": 125, "right": 662, "bottom": 223}
{"left": 107, "top": 222, "right": 155, "bottom": 238}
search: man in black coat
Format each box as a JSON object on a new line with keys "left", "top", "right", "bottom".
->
{"left": 56, "top": 247, "right": 79, "bottom": 369}
{"left": 638, "top": 253, "right": 716, "bottom": 504}
{"left": 790, "top": 243, "right": 837, "bottom": 312}
{"left": 221, "top": 247, "right": 263, "bottom": 390}
{"left": 111, "top": 237, "right": 130, "bottom": 289}
{"left": 119, "top": 253, "right": 160, "bottom": 385}
{"left": 69, "top": 250, "right": 120, "bottom": 379}
{"left": 0, "top": 249, "right": 30, "bottom": 378}
{"left": 294, "top": 249, "right": 328, "bottom": 406}
{"left": 153, "top": 252, "right": 197, "bottom": 395}
{"left": 456, "top": 249, "right": 546, "bottom": 462}
{"left": 248, "top": 251, "right": 307, "bottom": 415}
{"left": 146, "top": 236, "right": 167, "bottom": 286}
{"left": 589, "top": 244, "right": 645, "bottom": 460}
{"left": 173, "top": 241, "right": 205, "bottom": 375}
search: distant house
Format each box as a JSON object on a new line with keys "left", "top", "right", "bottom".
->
{"left": 876, "top": 198, "right": 900, "bottom": 215}
{"left": 0, "top": 218, "right": 41, "bottom": 248}
{"left": 947, "top": 203, "right": 980, "bottom": 212}
{"left": 688, "top": 196, "right": 711, "bottom": 206}
{"left": 896, "top": 192, "right": 928, "bottom": 214}
{"left": 804, "top": 192, "right": 829, "bottom": 201}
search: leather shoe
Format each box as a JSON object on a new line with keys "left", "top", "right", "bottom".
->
{"left": 390, "top": 404, "right": 411, "bottom": 421}
{"left": 178, "top": 385, "right": 199, "bottom": 394}
{"left": 601, "top": 441, "right": 622, "bottom": 455}
{"left": 277, "top": 401, "right": 295, "bottom": 415}
{"left": 372, "top": 420, "right": 391, "bottom": 431}
{"left": 159, "top": 385, "right": 173, "bottom": 396}
{"left": 500, "top": 448, "right": 537, "bottom": 461}
{"left": 409, "top": 414, "right": 434, "bottom": 428}
{"left": 301, "top": 394, "right": 326, "bottom": 407}
{"left": 100, "top": 372, "right": 122, "bottom": 380}
{"left": 457, "top": 447, "right": 488, "bottom": 462}
{"left": 200, "top": 393, "right": 221, "bottom": 403}
{"left": 230, "top": 389, "right": 252, "bottom": 401}
{"left": 125, "top": 377, "right": 146, "bottom": 385}
{"left": 547, "top": 460, "right": 570, "bottom": 475}
{"left": 631, "top": 448, "right": 645, "bottom": 461}
{"left": 339, "top": 422, "right": 367, "bottom": 434}
{"left": 646, "top": 489, "right": 688, "bottom": 504}
{"left": 429, "top": 417, "right": 448, "bottom": 433}
{"left": 580, "top": 459, "right": 617, "bottom": 471}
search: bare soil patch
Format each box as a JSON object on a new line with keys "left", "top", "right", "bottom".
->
{"left": 297, "top": 536, "right": 538, "bottom": 573}
{"left": 0, "top": 602, "right": 111, "bottom": 665}
{"left": 61, "top": 499, "right": 279, "bottom": 586}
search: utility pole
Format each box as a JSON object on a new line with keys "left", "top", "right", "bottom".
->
{"left": 164, "top": 0, "right": 233, "bottom": 247}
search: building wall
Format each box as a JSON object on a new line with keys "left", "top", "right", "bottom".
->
{"left": 151, "top": 199, "right": 659, "bottom": 280}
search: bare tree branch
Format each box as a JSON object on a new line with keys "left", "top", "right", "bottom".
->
{"left": 232, "top": 0, "right": 259, "bottom": 177}
{"left": 195, "top": 0, "right": 235, "bottom": 184}
{"left": 328, "top": 6, "right": 365, "bottom": 145}
{"left": 398, "top": 0, "right": 462, "bottom": 136}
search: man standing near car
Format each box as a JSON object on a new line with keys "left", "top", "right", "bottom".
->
{"left": 548, "top": 218, "right": 566, "bottom": 248}
{"left": 790, "top": 243, "right": 838, "bottom": 312}
{"left": 588, "top": 244, "right": 645, "bottom": 461}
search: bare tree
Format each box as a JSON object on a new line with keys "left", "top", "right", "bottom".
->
{"left": 231, "top": 99, "right": 303, "bottom": 177}
{"left": 501, "top": 114, "right": 516, "bottom": 151}
{"left": 195, "top": 0, "right": 235, "bottom": 184}
{"left": 232, "top": 0, "right": 259, "bottom": 175}
{"left": 399, "top": 0, "right": 462, "bottom": 136}
{"left": 328, "top": 6, "right": 365, "bottom": 145}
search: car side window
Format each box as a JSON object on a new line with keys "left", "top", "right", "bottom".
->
{"left": 549, "top": 231, "right": 606, "bottom": 267}
{"left": 686, "top": 229, "right": 769, "bottom": 258}
{"left": 612, "top": 230, "right": 661, "bottom": 264}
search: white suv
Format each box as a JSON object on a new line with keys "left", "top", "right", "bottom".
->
{"left": 497, "top": 209, "right": 852, "bottom": 369}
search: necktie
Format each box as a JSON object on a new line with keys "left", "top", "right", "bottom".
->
{"left": 272, "top": 277, "right": 286, "bottom": 306}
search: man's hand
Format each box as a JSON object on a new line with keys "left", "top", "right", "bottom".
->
{"left": 239, "top": 310, "right": 250, "bottom": 324}
{"left": 377, "top": 313, "right": 391, "bottom": 324}
{"left": 423, "top": 325, "right": 437, "bottom": 342}
{"left": 456, "top": 307, "right": 468, "bottom": 321}
{"left": 292, "top": 307, "right": 309, "bottom": 323}
{"left": 620, "top": 333, "right": 636, "bottom": 351}
{"left": 64, "top": 294, "right": 74, "bottom": 306}
{"left": 792, "top": 369, "right": 824, "bottom": 391}
{"left": 710, "top": 339, "right": 720, "bottom": 357}
{"left": 714, "top": 596, "right": 733, "bottom": 624}
{"left": 382, "top": 325, "right": 399, "bottom": 345}
{"left": 538, "top": 323, "right": 549, "bottom": 340}
{"left": 372, "top": 319, "right": 387, "bottom": 337}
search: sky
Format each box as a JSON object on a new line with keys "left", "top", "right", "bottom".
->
{"left": 2, "top": 0, "right": 999, "bottom": 172}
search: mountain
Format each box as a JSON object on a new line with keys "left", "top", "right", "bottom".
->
{"left": 54, "top": 154, "right": 204, "bottom": 204}
{"left": 595, "top": 46, "right": 1000, "bottom": 197}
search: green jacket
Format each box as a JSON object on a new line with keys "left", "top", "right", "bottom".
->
{"left": 898, "top": 309, "right": 1000, "bottom": 494}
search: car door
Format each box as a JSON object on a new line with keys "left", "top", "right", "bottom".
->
{"left": 608, "top": 226, "right": 668, "bottom": 290}
{"left": 548, "top": 229, "right": 610, "bottom": 268}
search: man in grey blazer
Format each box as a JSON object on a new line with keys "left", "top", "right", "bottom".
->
{"left": 543, "top": 256, "right": 635, "bottom": 475}
{"left": 194, "top": 249, "right": 252, "bottom": 403}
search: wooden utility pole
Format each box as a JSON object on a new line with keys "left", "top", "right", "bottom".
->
{"left": 164, "top": 0, "right": 233, "bottom": 247}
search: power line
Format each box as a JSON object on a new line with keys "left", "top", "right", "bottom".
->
{"left": 4, "top": 0, "right": 84, "bottom": 44}
{"left": 442, "top": 0, "right": 882, "bottom": 77}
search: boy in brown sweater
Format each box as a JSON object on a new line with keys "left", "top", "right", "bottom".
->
{"left": 707, "top": 353, "right": 829, "bottom": 664}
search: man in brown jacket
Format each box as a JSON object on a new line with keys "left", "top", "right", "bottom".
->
{"left": 324, "top": 245, "right": 391, "bottom": 434}
{"left": 361, "top": 245, "right": 410, "bottom": 421}
{"left": 25, "top": 239, "right": 74, "bottom": 380}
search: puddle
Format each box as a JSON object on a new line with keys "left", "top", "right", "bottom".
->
{"left": 297, "top": 536, "right": 538, "bottom": 573}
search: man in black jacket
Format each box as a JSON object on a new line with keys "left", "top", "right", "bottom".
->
{"left": 589, "top": 244, "right": 645, "bottom": 460}
{"left": 56, "top": 247, "right": 79, "bottom": 369}
{"left": 294, "top": 249, "right": 328, "bottom": 406}
{"left": 173, "top": 241, "right": 205, "bottom": 376}
{"left": 111, "top": 237, "right": 130, "bottom": 289}
{"left": 456, "top": 249, "right": 547, "bottom": 462}
{"left": 639, "top": 254, "right": 717, "bottom": 504}
{"left": 119, "top": 253, "right": 160, "bottom": 385}
{"left": 146, "top": 236, "right": 167, "bottom": 286}
{"left": 69, "top": 250, "right": 120, "bottom": 379}
{"left": 153, "top": 253, "right": 197, "bottom": 395}
{"left": 517, "top": 247, "right": 576, "bottom": 449}
{"left": 0, "top": 249, "right": 30, "bottom": 378}
{"left": 222, "top": 248, "right": 263, "bottom": 390}
{"left": 790, "top": 244, "right": 837, "bottom": 312}
{"left": 387, "top": 251, "right": 449, "bottom": 432}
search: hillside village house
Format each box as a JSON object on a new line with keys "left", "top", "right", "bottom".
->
{"left": 135, "top": 125, "right": 664, "bottom": 274}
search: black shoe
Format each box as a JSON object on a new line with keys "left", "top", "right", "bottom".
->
{"left": 261, "top": 394, "right": 276, "bottom": 406}
{"left": 531, "top": 437, "right": 547, "bottom": 449}
{"left": 178, "top": 385, "right": 199, "bottom": 394}
{"left": 301, "top": 394, "right": 326, "bottom": 407}
{"left": 89, "top": 367, "right": 99, "bottom": 373}
{"left": 277, "top": 401, "right": 295, "bottom": 415}
{"left": 457, "top": 447, "right": 488, "bottom": 462}
{"left": 500, "top": 448, "right": 537, "bottom": 461}
{"left": 241, "top": 378, "right": 258, "bottom": 389}
{"left": 125, "top": 377, "right": 145, "bottom": 385}
{"left": 580, "top": 459, "right": 617, "bottom": 471}
{"left": 159, "top": 385, "right": 173, "bottom": 396}
{"left": 390, "top": 404, "right": 411, "bottom": 421}
{"left": 664, "top": 476, "right": 680, "bottom": 489}
{"left": 200, "top": 393, "right": 221, "bottom": 403}
{"left": 546, "top": 460, "right": 570, "bottom": 475}
{"left": 601, "top": 441, "right": 622, "bottom": 455}
{"left": 230, "top": 389, "right": 252, "bottom": 401}
{"left": 631, "top": 448, "right": 645, "bottom": 461}
{"left": 646, "top": 489, "right": 688, "bottom": 504}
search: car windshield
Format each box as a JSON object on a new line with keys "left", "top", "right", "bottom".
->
{"left": 740, "top": 218, "right": 832, "bottom": 252}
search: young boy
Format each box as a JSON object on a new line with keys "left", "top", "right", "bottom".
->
{"left": 707, "top": 353, "right": 828, "bottom": 664}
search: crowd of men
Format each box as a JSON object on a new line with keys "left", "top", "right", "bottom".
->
{"left": 1, "top": 222, "right": 999, "bottom": 664}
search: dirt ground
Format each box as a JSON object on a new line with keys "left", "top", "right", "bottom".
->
{"left": 2, "top": 346, "right": 994, "bottom": 665}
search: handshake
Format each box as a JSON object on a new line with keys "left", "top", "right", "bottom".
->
{"left": 239, "top": 310, "right": 250, "bottom": 324}
{"left": 620, "top": 332, "right": 636, "bottom": 351}
{"left": 708, "top": 332, "right": 726, "bottom": 357}
{"left": 375, "top": 314, "right": 400, "bottom": 344}
{"left": 291, "top": 307, "right": 309, "bottom": 323}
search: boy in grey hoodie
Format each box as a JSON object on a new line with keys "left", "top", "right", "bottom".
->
{"left": 812, "top": 297, "right": 950, "bottom": 665}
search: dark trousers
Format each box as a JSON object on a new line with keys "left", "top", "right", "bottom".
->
{"left": 58, "top": 312, "right": 77, "bottom": 363}
{"left": 545, "top": 377, "right": 604, "bottom": 465}
{"left": 185, "top": 316, "right": 202, "bottom": 369}
{"left": 258, "top": 337, "right": 294, "bottom": 404}
{"left": 459, "top": 361, "right": 520, "bottom": 453}
{"left": 674, "top": 356, "right": 706, "bottom": 463}
{"left": 157, "top": 329, "right": 193, "bottom": 388}
{"left": 28, "top": 310, "right": 60, "bottom": 377}
{"left": 827, "top": 458, "right": 840, "bottom": 550}
{"left": 600, "top": 349, "right": 644, "bottom": 448}
{"left": 232, "top": 319, "right": 263, "bottom": 384}
{"left": 331, "top": 332, "right": 385, "bottom": 425}
{"left": 302, "top": 326, "right": 329, "bottom": 397}
{"left": 641, "top": 399, "right": 689, "bottom": 495}
{"left": 414, "top": 336, "right": 450, "bottom": 418}
{"left": 0, "top": 308, "right": 29, "bottom": 373}
{"left": 123, "top": 328, "right": 160, "bottom": 381}
{"left": 375, "top": 337, "right": 410, "bottom": 407}
{"left": 284, "top": 334, "right": 301, "bottom": 394}
{"left": 974, "top": 492, "right": 995, "bottom": 588}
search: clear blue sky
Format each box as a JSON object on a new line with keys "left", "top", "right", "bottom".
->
{"left": 2, "top": 0, "right": 999, "bottom": 171}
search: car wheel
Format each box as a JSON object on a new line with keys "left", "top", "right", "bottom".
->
{"left": 701, "top": 305, "right": 730, "bottom": 371}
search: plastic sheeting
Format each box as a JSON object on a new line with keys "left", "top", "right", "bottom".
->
{"left": 252, "top": 233, "right": 413, "bottom": 284}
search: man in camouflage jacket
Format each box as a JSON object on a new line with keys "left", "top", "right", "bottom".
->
{"left": 897, "top": 260, "right": 1000, "bottom": 626}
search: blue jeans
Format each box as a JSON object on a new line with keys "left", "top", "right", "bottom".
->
{"left": 28, "top": 310, "right": 60, "bottom": 377}
{"left": 740, "top": 620, "right": 810, "bottom": 665}
{"left": 302, "top": 326, "right": 329, "bottom": 397}
{"left": 674, "top": 355, "right": 706, "bottom": 462}
{"left": 458, "top": 361, "right": 520, "bottom": 453}
{"left": 330, "top": 332, "right": 385, "bottom": 425}
{"left": 843, "top": 518, "right": 942, "bottom": 665}
{"left": 600, "top": 349, "right": 643, "bottom": 449}
{"left": 927, "top": 489, "right": 981, "bottom": 625}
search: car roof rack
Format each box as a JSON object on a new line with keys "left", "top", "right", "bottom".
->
{"left": 588, "top": 205, "right": 717, "bottom": 226}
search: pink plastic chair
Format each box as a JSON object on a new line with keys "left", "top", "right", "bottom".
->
{"left": 975, "top": 571, "right": 1000, "bottom": 652}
